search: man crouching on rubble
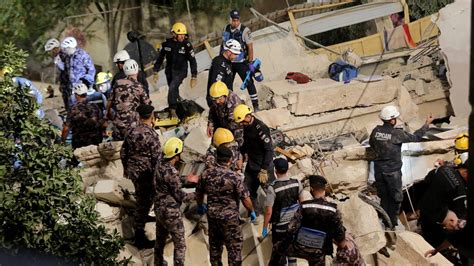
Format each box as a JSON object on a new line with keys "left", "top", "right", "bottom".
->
{"left": 274, "top": 175, "right": 364, "bottom": 265}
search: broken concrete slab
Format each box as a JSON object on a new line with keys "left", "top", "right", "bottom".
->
{"left": 255, "top": 108, "right": 291, "bottom": 129}
{"left": 396, "top": 231, "right": 453, "bottom": 265}
{"left": 401, "top": 153, "right": 453, "bottom": 186}
{"left": 73, "top": 145, "right": 99, "bottom": 161}
{"left": 184, "top": 126, "right": 211, "bottom": 156}
{"left": 95, "top": 201, "right": 120, "bottom": 223}
{"left": 271, "top": 95, "right": 288, "bottom": 109}
{"left": 322, "top": 160, "right": 368, "bottom": 192}
{"left": 94, "top": 180, "right": 136, "bottom": 208}
{"left": 401, "top": 140, "right": 454, "bottom": 156}
{"left": 100, "top": 160, "right": 125, "bottom": 181}
{"left": 97, "top": 141, "right": 122, "bottom": 161}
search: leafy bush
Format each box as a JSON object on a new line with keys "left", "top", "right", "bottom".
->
{"left": 0, "top": 43, "right": 124, "bottom": 264}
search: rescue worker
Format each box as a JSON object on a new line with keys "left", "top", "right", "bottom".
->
{"left": 263, "top": 157, "right": 304, "bottom": 266}
{"left": 153, "top": 22, "right": 198, "bottom": 118}
{"left": 95, "top": 71, "right": 113, "bottom": 98}
{"left": 61, "top": 37, "right": 96, "bottom": 106}
{"left": 196, "top": 145, "right": 257, "bottom": 266}
{"left": 207, "top": 80, "right": 244, "bottom": 145}
{"left": 436, "top": 132, "right": 468, "bottom": 167}
{"left": 418, "top": 152, "right": 468, "bottom": 251}
{"left": 234, "top": 104, "right": 275, "bottom": 211}
{"left": 275, "top": 175, "right": 364, "bottom": 265}
{"left": 369, "top": 105, "right": 433, "bottom": 227}
{"left": 222, "top": 9, "right": 259, "bottom": 110}
{"left": 106, "top": 59, "right": 151, "bottom": 140}
{"left": 120, "top": 104, "right": 161, "bottom": 249}
{"left": 204, "top": 127, "right": 243, "bottom": 172}
{"left": 44, "top": 38, "right": 70, "bottom": 110}
{"left": 111, "top": 50, "right": 149, "bottom": 95}
{"left": 61, "top": 83, "right": 105, "bottom": 149}
{"left": 12, "top": 77, "right": 45, "bottom": 119}
{"left": 206, "top": 39, "right": 242, "bottom": 107}
{"left": 154, "top": 137, "right": 198, "bottom": 266}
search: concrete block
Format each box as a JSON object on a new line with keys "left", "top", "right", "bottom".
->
{"left": 94, "top": 180, "right": 135, "bottom": 207}
{"left": 98, "top": 141, "right": 122, "bottom": 161}
{"left": 322, "top": 160, "right": 368, "bottom": 192}
{"left": 95, "top": 201, "right": 120, "bottom": 222}
{"left": 288, "top": 93, "right": 298, "bottom": 105}
{"left": 402, "top": 140, "right": 454, "bottom": 156}
{"left": 272, "top": 95, "right": 288, "bottom": 109}
{"left": 402, "top": 79, "right": 417, "bottom": 92}
{"left": 184, "top": 123, "right": 211, "bottom": 156}
{"left": 396, "top": 231, "right": 453, "bottom": 265}
{"left": 414, "top": 79, "right": 427, "bottom": 96}
{"left": 100, "top": 160, "right": 125, "bottom": 181}
{"left": 255, "top": 108, "right": 291, "bottom": 128}
{"left": 297, "top": 158, "right": 314, "bottom": 175}
{"left": 73, "top": 145, "right": 99, "bottom": 161}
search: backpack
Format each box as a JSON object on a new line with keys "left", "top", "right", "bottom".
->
{"left": 328, "top": 60, "right": 358, "bottom": 83}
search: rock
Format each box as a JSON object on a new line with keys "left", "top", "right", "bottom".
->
{"left": 289, "top": 144, "right": 315, "bottom": 158}
{"left": 272, "top": 95, "right": 288, "bottom": 109}
{"left": 398, "top": 84, "right": 421, "bottom": 129}
{"left": 255, "top": 108, "right": 291, "bottom": 128}
{"left": 337, "top": 194, "right": 386, "bottom": 255}
{"left": 322, "top": 160, "right": 368, "bottom": 192}
{"left": 297, "top": 158, "right": 314, "bottom": 175}
{"left": 183, "top": 121, "right": 211, "bottom": 156}
{"left": 403, "top": 79, "right": 417, "bottom": 92}
{"left": 144, "top": 222, "right": 155, "bottom": 241}
{"left": 101, "top": 160, "right": 125, "bottom": 180}
{"left": 140, "top": 248, "right": 154, "bottom": 265}
{"left": 117, "top": 244, "right": 143, "bottom": 265}
{"left": 73, "top": 145, "right": 99, "bottom": 161}
{"left": 414, "top": 79, "right": 427, "bottom": 96}
{"left": 95, "top": 202, "right": 120, "bottom": 222}
{"left": 94, "top": 180, "right": 136, "bottom": 207}
{"left": 396, "top": 231, "right": 452, "bottom": 265}
{"left": 98, "top": 141, "right": 122, "bottom": 161}
{"left": 330, "top": 145, "right": 375, "bottom": 161}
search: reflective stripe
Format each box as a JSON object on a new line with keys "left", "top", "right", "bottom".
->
{"left": 453, "top": 195, "right": 466, "bottom": 201}
{"left": 274, "top": 182, "right": 299, "bottom": 193}
{"left": 302, "top": 203, "right": 336, "bottom": 213}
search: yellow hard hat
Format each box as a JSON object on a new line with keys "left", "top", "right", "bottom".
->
{"left": 233, "top": 104, "right": 252, "bottom": 123}
{"left": 163, "top": 137, "right": 183, "bottom": 159}
{"left": 453, "top": 152, "right": 468, "bottom": 168}
{"left": 213, "top": 128, "right": 234, "bottom": 147}
{"left": 171, "top": 22, "right": 187, "bottom": 35}
{"left": 96, "top": 72, "right": 112, "bottom": 85}
{"left": 209, "top": 81, "right": 229, "bottom": 98}
{"left": 454, "top": 132, "right": 468, "bottom": 152}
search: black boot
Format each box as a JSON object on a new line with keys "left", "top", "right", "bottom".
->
{"left": 134, "top": 229, "right": 155, "bottom": 249}
{"left": 252, "top": 100, "right": 259, "bottom": 112}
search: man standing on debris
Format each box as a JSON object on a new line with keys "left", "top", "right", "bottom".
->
{"left": 234, "top": 103, "right": 275, "bottom": 211}
{"left": 153, "top": 22, "right": 198, "bottom": 118}
{"left": 263, "top": 157, "right": 304, "bottom": 266}
{"left": 222, "top": 9, "right": 259, "bottom": 110}
{"left": 207, "top": 81, "right": 244, "bottom": 145}
{"left": 61, "top": 83, "right": 105, "bottom": 148}
{"left": 44, "top": 38, "right": 70, "bottom": 110}
{"left": 106, "top": 59, "right": 151, "bottom": 140}
{"left": 154, "top": 137, "right": 198, "bottom": 266}
{"left": 196, "top": 145, "right": 257, "bottom": 266}
{"left": 206, "top": 39, "right": 242, "bottom": 107}
{"left": 120, "top": 104, "right": 161, "bottom": 249}
{"left": 205, "top": 127, "right": 243, "bottom": 172}
{"left": 275, "top": 175, "right": 364, "bottom": 265}
{"left": 369, "top": 105, "right": 433, "bottom": 227}
{"left": 111, "top": 50, "right": 149, "bottom": 95}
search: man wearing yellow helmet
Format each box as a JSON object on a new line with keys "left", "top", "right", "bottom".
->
{"left": 207, "top": 81, "right": 244, "bottom": 146}
{"left": 95, "top": 71, "right": 113, "bottom": 97}
{"left": 435, "top": 132, "right": 468, "bottom": 168}
{"left": 153, "top": 22, "right": 198, "bottom": 118}
{"left": 154, "top": 137, "right": 198, "bottom": 266}
{"left": 204, "top": 127, "right": 243, "bottom": 172}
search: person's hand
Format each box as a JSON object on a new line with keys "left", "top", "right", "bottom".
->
{"left": 262, "top": 227, "right": 268, "bottom": 238}
{"left": 258, "top": 169, "right": 268, "bottom": 184}
{"left": 442, "top": 210, "right": 459, "bottom": 230}
{"left": 197, "top": 204, "right": 208, "bottom": 215}
{"left": 434, "top": 159, "right": 445, "bottom": 168}
{"left": 153, "top": 73, "right": 159, "bottom": 84}
{"left": 207, "top": 124, "right": 213, "bottom": 138}
{"left": 250, "top": 211, "right": 257, "bottom": 223}
{"left": 186, "top": 172, "right": 199, "bottom": 183}
{"left": 426, "top": 113, "right": 434, "bottom": 125}
{"left": 424, "top": 249, "right": 437, "bottom": 258}
{"left": 190, "top": 77, "right": 197, "bottom": 88}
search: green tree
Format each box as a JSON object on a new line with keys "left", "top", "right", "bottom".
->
{"left": 0, "top": 43, "right": 125, "bottom": 264}
{"left": 407, "top": 0, "right": 454, "bottom": 20}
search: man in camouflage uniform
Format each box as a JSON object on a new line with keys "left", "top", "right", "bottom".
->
{"left": 204, "top": 128, "right": 243, "bottom": 172}
{"left": 61, "top": 83, "right": 105, "bottom": 149}
{"left": 154, "top": 137, "right": 198, "bottom": 266}
{"left": 196, "top": 145, "right": 257, "bottom": 266}
{"left": 107, "top": 59, "right": 151, "bottom": 140}
{"left": 207, "top": 81, "right": 244, "bottom": 146}
{"left": 121, "top": 104, "right": 161, "bottom": 249}
{"left": 275, "top": 175, "right": 364, "bottom": 266}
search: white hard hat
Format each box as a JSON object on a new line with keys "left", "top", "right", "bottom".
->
{"left": 123, "top": 59, "right": 139, "bottom": 75}
{"left": 73, "top": 83, "right": 88, "bottom": 95}
{"left": 61, "top": 37, "right": 78, "bottom": 49}
{"left": 113, "top": 50, "right": 130, "bottom": 63}
{"left": 379, "top": 105, "right": 400, "bottom": 121}
{"left": 44, "top": 38, "right": 60, "bottom": 52}
{"left": 460, "top": 152, "right": 469, "bottom": 166}
{"left": 223, "top": 39, "right": 242, "bottom": 55}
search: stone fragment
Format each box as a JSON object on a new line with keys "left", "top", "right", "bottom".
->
{"left": 322, "top": 159, "right": 368, "bottom": 191}
{"left": 94, "top": 180, "right": 135, "bottom": 207}
{"left": 183, "top": 123, "right": 211, "bottom": 156}
{"left": 73, "top": 145, "right": 99, "bottom": 161}
{"left": 98, "top": 141, "right": 122, "bottom": 161}
{"left": 297, "top": 158, "right": 314, "bottom": 175}
{"left": 255, "top": 108, "right": 291, "bottom": 128}
{"left": 414, "top": 79, "right": 427, "bottom": 96}
{"left": 396, "top": 231, "right": 452, "bottom": 265}
{"left": 272, "top": 95, "right": 288, "bottom": 109}
{"left": 101, "top": 160, "right": 125, "bottom": 180}
{"left": 402, "top": 140, "right": 454, "bottom": 156}
{"left": 95, "top": 201, "right": 120, "bottom": 222}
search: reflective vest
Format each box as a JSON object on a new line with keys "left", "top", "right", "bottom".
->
{"left": 223, "top": 24, "right": 248, "bottom": 62}
{"left": 270, "top": 179, "right": 300, "bottom": 231}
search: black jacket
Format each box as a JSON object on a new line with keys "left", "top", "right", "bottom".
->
{"left": 241, "top": 118, "right": 273, "bottom": 172}
{"left": 111, "top": 70, "right": 149, "bottom": 95}
{"left": 207, "top": 54, "right": 233, "bottom": 91}
{"left": 153, "top": 38, "right": 197, "bottom": 77}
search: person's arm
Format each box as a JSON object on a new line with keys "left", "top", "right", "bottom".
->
{"left": 263, "top": 206, "right": 272, "bottom": 229}
{"left": 139, "top": 71, "right": 149, "bottom": 95}
{"left": 120, "top": 139, "right": 129, "bottom": 176}
{"left": 237, "top": 175, "right": 254, "bottom": 212}
{"left": 208, "top": 59, "right": 227, "bottom": 84}
{"left": 392, "top": 115, "right": 433, "bottom": 144}
{"left": 82, "top": 52, "right": 96, "bottom": 86}
{"left": 332, "top": 210, "right": 347, "bottom": 248}
{"left": 153, "top": 43, "right": 166, "bottom": 72}
{"left": 169, "top": 170, "right": 195, "bottom": 203}
{"left": 263, "top": 187, "right": 275, "bottom": 229}
{"left": 425, "top": 240, "right": 451, "bottom": 257}
{"left": 196, "top": 175, "right": 205, "bottom": 205}
{"left": 247, "top": 43, "right": 254, "bottom": 63}
{"left": 140, "top": 86, "right": 152, "bottom": 105}
{"left": 242, "top": 27, "right": 254, "bottom": 62}
{"left": 61, "top": 124, "right": 69, "bottom": 142}
{"left": 259, "top": 123, "right": 274, "bottom": 170}
{"left": 207, "top": 107, "right": 216, "bottom": 137}
{"left": 186, "top": 42, "right": 198, "bottom": 78}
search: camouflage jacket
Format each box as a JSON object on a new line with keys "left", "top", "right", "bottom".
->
{"left": 66, "top": 101, "right": 104, "bottom": 138}
{"left": 196, "top": 163, "right": 250, "bottom": 220}
{"left": 204, "top": 142, "right": 242, "bottom": 172}
{"left": 155, "top": 161, "right": 195, "bottom": 210}
{"left": 208, "top": 91, "right": 243, "bottom": 132}
{"left": 66, "top": 48, "right": 96, "bottom": 87}
{"left": 121, "top": 121, "right": 162, "bottom": 177}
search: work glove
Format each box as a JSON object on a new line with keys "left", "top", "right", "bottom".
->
{"left": 248, "top": 60, "right": 255, "bottom": 72}
{"left": 262, "top": 227, "right": 268, "bottom": 238}
{"left": 250, "top": 211, "right": 257, "bottom": 223}
{"left": 190, "top": 77, "right": 197, "bottom": 88}
{"left": 197, "top": 204, "right": 208, "bottom": 215}
{"left": 258, "top": 169, "right": 268, "bottom": 184}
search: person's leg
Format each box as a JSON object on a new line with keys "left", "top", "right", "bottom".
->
{"left": 162, "top": 208, "right": 186, "bottom": 266}
{"left": 384, "top": 170, "right": 403, "bottom": 227}
{"left": 244, "top": 169, "right": 260, "bottom": 208}
{"left": 167, "top": 71, "right": 187, "bottom": 110}
{"left": 374, "top": 170, "right": 390, "bottom": 226}
{"left": 208, "top": 217, "right": 224, "bottom": 266}
{"left": 269, "top": 229, "right": 287, "bottom": 266}
{"left": 224, "top": 217, "right": 243, "bottom": 266}
{"left": 132, "top": 171, "right": 155, "bottom": 249}
{"left": 233, "top": 63, "right": 259, "bottom": 110}
{"left": 154, "top": 211, "right": 169, "bottom": 266}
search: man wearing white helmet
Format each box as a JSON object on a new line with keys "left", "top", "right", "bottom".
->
{"left": 106, "top": 59, "right": 151, "bottom": 140}
{"left": 111, "top": 49, "right": 149, "bottom": 95}
{"left": 61, "top": 83, "right": 105, "bottom": 149}
{"left": 369, "top": 105, "right": 433, "bottom": 229}
{"left": 61, "top": 37, "right": 96, "bottom": 98}
{"left": 44, "top": 38, "right": 70, "bottom": 110}
{"left": 206, "top": 39, "right": 241, "bottom": 107}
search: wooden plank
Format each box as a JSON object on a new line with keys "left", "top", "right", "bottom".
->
{"left": 203, "top": 40, "right": 216, "bottom": 59}
{"left": 287, "top": 11, "right": 299, "bottom": 35}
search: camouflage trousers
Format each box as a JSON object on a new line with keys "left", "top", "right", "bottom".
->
{"left": 208, "top": 216, "right": 243, "bottom": 266}
{"left": 275, "top": 241, "right": 325, "bottom": 266}
{"left": 154, "top": 207, "right": 186, "bottom": 266}
{"left": 130, "top": 170, "right": 155, "bottom": 233}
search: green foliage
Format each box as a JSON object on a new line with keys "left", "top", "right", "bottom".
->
{"left": 170, "top": 0, "right": 251, "bottom": 14}
{"left": 407, "top": 0, "right": 454, "bottom": 20}
{"left": 0, "top": 44, "right": 124, "bottom": 264}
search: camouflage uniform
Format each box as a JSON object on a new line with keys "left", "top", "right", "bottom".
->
{"left": 204, "top": 141, "right": 242, "bottom": 172}
{"left": 154, "top": 161, "right": 195, "bottom": 266}
{"left": 109, "top": 78, "right": 151, "bottom": 140}
{"left": 196, "top": 163, "right": 250, "bottom": 266}
{"left": 65, "top": 101, "right": 104, "bottom": 149}
{"left": 275, "top": 198, "right": 346, "bottom": 266}
{"left": 120, "top": 121, "right": 162, "bottom": 235}
{"left": 208, "top": 91, "right": 244, "bottom": 146}
{"left": 333, "top": 233, "right": 365, "bottom": 265}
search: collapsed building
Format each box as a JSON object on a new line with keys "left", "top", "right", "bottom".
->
{"left": 39, "top": 0, "right": 470, "bottom": 265}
